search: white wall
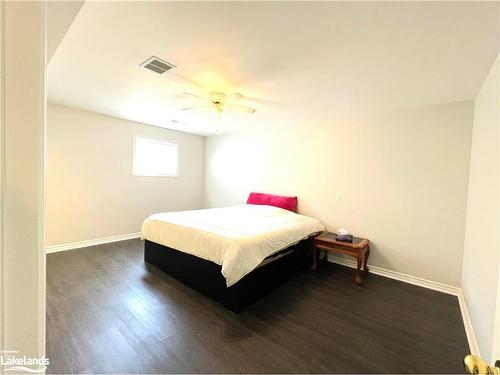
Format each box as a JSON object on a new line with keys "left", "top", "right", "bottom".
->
{"left": 462, "top": 53, "right": 500, "bottom": 363}
{"left": 204, "top": 101, "right": 473, "bottom": 287}
{"left": 46, "top": 104, "right": 205, "bottom": 246}
{"left": 1, "top": 0, "right": 46, "bottom": 365}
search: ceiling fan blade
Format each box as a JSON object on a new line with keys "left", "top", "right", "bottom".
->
{"left": 241, "top": 96, "right": 286, "bottom": 108}
{"left": 226, "top": 92, "right": 244, "bottom": 100}
{"left": 181, "top": 92, "right": 205, "bottom": 101}
{"left": 170, "top": 119, "right": 186, "bottom": 126}
{"left": 227, "top": 104, "right": 257, "bottom": 114}
{"left": 227, "top": 92, "right": 286, "bottom": 108}
{"left": 181, "top": 105, "right": 210, "bottom": 111}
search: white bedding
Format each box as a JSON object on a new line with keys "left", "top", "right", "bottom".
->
{"left": 141, "top": 204, "right": 324, "bottom": 286}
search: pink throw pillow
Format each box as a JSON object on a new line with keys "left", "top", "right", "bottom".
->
{"left": 246, "top": 192, "right": 298, "bottom": 212}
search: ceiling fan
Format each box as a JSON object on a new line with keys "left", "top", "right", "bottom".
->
{"left": 181, "top": 91, "right": 257, "bottom": 119}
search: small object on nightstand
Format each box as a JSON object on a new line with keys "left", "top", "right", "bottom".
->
{"left": 335, "top": 228, "right": 353, "bottom": 242}
{"left": 335, "top": 234, "right": 353, "bottom": 242}
{"left": 312, "top": 231, "right": 371, "bottom": 286}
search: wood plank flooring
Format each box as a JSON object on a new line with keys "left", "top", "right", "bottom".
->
{"left": 46, "top": 239, "right": 469, "bottom": 374}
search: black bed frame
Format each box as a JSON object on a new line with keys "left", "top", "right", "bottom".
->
{"left": 144, "top": 238, "right": 314, "bottom": 313}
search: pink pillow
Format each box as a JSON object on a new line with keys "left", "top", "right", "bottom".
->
{"left": 246, "top": 192, "right": 298, "bottom": 212}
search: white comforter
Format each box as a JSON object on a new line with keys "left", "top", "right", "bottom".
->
{"left": 141, "top": 204, "right": 324, "bottom": 286}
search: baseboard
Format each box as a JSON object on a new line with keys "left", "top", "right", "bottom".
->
{"left": 457, "top": 289, "right": 481, "bottom": 356}
{"left": 45, "top": 232, "right": 142, "bottom": 253}
{"left": 327, "top": 254, "right": 480, "bottom": 356}
{"left": 327, "top": 255, "right": 461, "bottom": 295}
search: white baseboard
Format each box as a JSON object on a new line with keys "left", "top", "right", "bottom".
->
{"left": 45, "top": 232, "right": 141, "bottom": 253}
{"left": 457, "top": 289, "right": 481, "bottom": 356}
{"left": 327, "top": 255, "right": 460, "bottom": 295}
{"left": 327, "top": 254, "right": 480, "bottom": 356}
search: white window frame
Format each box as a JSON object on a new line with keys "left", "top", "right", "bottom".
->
{"left": 132, "top": 136, "right": 179, "bottom": 177}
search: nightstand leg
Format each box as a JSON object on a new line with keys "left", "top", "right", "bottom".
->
{"left": 363, "top": 246, "right": 370, "bottom": 273}
{"left": 355, "top": 256, "right": 362, "bottom": 285}
{"left": 311, "top": 246, "right": 317, "bottom": 271}
{"left": 322, "top": 249, "right": 328, "bottom": 265}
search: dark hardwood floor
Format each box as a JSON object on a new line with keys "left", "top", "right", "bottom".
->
{"left": 46, "top": 239, "right": 469, "bottom": 374}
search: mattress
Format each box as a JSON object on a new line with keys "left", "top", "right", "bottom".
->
{"left": 141, "top": 204, "right": 324, "bottom": 286}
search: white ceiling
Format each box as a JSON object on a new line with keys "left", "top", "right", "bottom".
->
{"left": 47, "top": 1, "right": 85, "bottom": 63}
{"left": 48, "top": 1, "right": 500, "bottom": 136}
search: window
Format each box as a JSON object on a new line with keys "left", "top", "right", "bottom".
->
{"left": 133, "top": 137, "right": 178, "bottom": 177}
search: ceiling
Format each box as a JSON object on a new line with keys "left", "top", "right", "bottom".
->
{"left": 48, "top": 1, "right": 500, "bottom": 136}
{"left": 47, "top": 1, "right": 85, "bottom": 63}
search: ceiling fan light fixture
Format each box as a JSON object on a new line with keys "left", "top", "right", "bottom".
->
{"left": 179, "top": 90, "right": 257, "bottom": 121}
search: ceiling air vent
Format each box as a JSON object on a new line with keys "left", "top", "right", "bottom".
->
{"left": 140, "top": 56, "right": 176, "bottom": 74}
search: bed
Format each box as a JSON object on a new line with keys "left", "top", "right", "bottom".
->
{"left": 142, "top": 194, "right": 324, "bottom": 312}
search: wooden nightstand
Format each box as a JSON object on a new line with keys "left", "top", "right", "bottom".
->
{"left": 312, "top": 232, "right": 370, "bottom": 285}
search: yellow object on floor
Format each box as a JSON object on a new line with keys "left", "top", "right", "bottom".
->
{"left": 464, "top": 355, "right": 500, "bottom": 374}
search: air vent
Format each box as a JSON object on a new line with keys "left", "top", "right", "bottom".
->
{"left": 140, "top": 56, "right": 176, "bottom": 74}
